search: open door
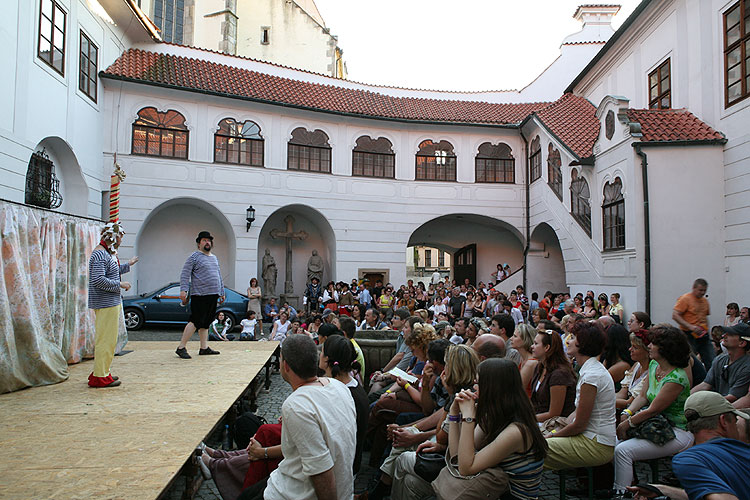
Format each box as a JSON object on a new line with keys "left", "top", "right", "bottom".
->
{"left": 453, "top": 244, "right": 476, "bottom": 286}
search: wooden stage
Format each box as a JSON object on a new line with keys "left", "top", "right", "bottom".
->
{"left": 0, "top": 341, "right": 278, "bottom": 500}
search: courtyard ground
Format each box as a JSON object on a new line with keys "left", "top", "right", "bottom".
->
{"left": 129, "top": 325, "right": 668, "bottom": 500}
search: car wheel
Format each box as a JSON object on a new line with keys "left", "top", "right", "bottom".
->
{"left": 220, "top": 311, "right": 236, "bottom": 331}
{"left": 124, "top": 308, "right": 144, "bottom": 330}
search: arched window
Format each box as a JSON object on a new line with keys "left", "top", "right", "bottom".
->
{"left": 132, "top": 107, "right": 188, "bottom": 159}
{"left": 352, "top": 136, "right": 395, "bottom": 178}
{"left": 25, "top": 150, "right": 62, "bottom": 209}
{"left": 287, "top": 127, "right": 331, "bottom": 173}
{"left": 547, "top": 143, "right": 562, "bottom": 200}
{"left": 603, "top": 177, "right": 625, "bottom": 250}
{"left": 570, "top": 168, "right": 591, "bottom": 235}
{"left": 415, "top": 140, "right": 456, "bottom": 181}
{"left": 529, "top": 136, "right": 542, "bottom": 182}
{"left": 475, "top": 142, "right": 514, "bottom": 183}
{"left": 214, "top": 118, "right": 264, "bottom": 167}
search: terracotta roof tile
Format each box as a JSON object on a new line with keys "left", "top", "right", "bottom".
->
{"left": 532, "top": 93, "right": 600, "bottom": 159}
{"left": 102, "top": 49, "right": 549, "bottom": 125}
{"left": 626, "top": 109, "right": 725, "bottom": 143}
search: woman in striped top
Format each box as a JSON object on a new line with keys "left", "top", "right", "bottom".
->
{"left": 440, "top": 358, "right": 547, "bottom": 500}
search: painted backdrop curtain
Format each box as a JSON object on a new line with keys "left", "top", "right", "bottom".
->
{"left": 0, "top": 201, "right": 128, "bottom": 393}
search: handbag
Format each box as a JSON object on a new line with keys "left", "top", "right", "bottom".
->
{"left": 413, "top": 451, "right": 446, "bottom": 482}
{"left": 431, "top": 451, "right": 510, "bottom": 500}
{"left": 540, "top": 415, "right": 569, "bottom": 438}
{"left": 625, "top": 413, "right": 675, "bottom": 446}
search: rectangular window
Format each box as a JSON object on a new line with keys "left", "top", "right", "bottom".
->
{"left": 288, "top": 144, "right": 332, "bottom": 173}
{"left": 38, "top": 0, "right": 66, "bottom": 75}
{"left": 425, "top": 249, "right": 432, "bottom": 268}
{"left": 132, "top": 125, "right": 188, "bottom": 159}
{"left": 214, "top": 136, "right": 264, "bottom": 167}
{"left": 352, "top": 151, "right": 395, "bottom": 178}
{"left": 529, "top": 148, "right": 542, "bottom": 183}
{"left": 603, "top": 200, "right": 626, "bottom": 250}
{"left": 152, "top": 0, "right": 184, "bottom": 43}
{"left": 79, "top": 31, "right": 98, "bottom": 102}
{"left": 415, "top": 155, "right": 456, "bottom": 181}
{"left": 438, "top": 251, "right": 445, "bottom": 267}
{"left": 648, "top": 58, "right": 671, "bottom": 109}
{"left": 475, "top": 158, "right": 514, "bottom": 183}
{"left": 725, "top": 0, "right": 750, "bottom": 106}
{"left": 261, "top": 27, "right": 270, "bottom": 45}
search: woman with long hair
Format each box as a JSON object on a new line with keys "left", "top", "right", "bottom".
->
{"left": 599, "top": 324, "right": 634, "bottom": 389}
{"left": 510, "top": 324, "right": 539, "bottom": 397}
{"left": 351, "top": 303, "right": 367, "bottom": 329}
{"left": 627, "top": 311, "right": 652, "bottom": 333}
{"left": 613, "top": 325, "right": 694, "bottom": 493}
{"left": 615, "top": 329, "right": 651, "bottom": 409}
{"left": 597, "top": 293, "right": 611, "bottom": 318}
{"left": 609, "top": 293, "right": 624, "bottom": 324}
{"left": 436, "top": 358, "right": 547, "bottom": 500}
{"left": 461, "top": 291, "right": 477, "bottom": 319}
{"left": 269, "top": 310, "right": 290, "bottom": 344}
{"left": 531, "top": 330, "right": 576, "bottom": 421}
{"left": 544, "top": 322, "right": 616, "bottom": 470}
{"left": 246, "top": 277, "right": 263, "bottom": 332}
{"left": 319, "top": 335, "right": 368, "bottom": 475}
{"left": 582, "top": 295, "right": 598, "bottom": 319}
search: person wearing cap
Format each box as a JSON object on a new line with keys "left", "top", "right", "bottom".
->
{"left": 175, "top": 231, "right": 225, "bottom": 359}
{"left": 691, "top": 323, "right": 750, "bottom": 403}
{"left": 87, "top": 221, "right": 138, "bottom": 388}
{"left": 670, "top": 391, "right": 750, "bottom": 500}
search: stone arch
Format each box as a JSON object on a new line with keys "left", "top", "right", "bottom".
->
{"left": 527, "top": 222, "right": 568, "bottom": 294}
{"left": 134, "top": 197, "right": 236, "bottom": 294}
{"left": 256, "top": 205, "right": 336, "bottom": 305}
{"left": 32, "top": 137, "right": 89, "bottom": 216}
{"left": 407, "top": 213, "right": 524, "bottom": 287}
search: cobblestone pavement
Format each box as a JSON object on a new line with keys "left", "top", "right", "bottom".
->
{"left": 132, "top": 326, "right": 667, "bottom": 500}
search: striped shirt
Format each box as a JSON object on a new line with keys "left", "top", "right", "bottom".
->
{"left": 88, "top": 249, "right": 130, "bottom": 309}
{"left": 500, "top": 450, "right": 544, "bottom": 500}
{"left": 180, "top": 251, "right": 224, "bottom": 296}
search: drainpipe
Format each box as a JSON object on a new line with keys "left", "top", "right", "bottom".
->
{"left": 520, "top": 130, "right": 530, "bottom": 293}
{"left": 633, "top": 144, "right": 651, "bottom": 317}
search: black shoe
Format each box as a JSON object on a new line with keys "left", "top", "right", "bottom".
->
{"left": 176, "top": 347, "right": 192, "bottom": 359}
{"left": 199, "top": 347, "right": 220, "bottom": 355}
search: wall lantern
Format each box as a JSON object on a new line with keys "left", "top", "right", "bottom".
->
{"left": 246, "top": 206, "right": 256, "bottom": 231}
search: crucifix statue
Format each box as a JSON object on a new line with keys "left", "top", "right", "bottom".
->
{"left": 270, "top": 215, "right": 308, "bottom": 295}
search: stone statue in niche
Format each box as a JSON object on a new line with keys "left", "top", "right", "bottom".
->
{"left": 307, "top": 249, "right": 324, "bottom": 285}
{"left": 262, "top": 249, "right": 277, "bottom": 297}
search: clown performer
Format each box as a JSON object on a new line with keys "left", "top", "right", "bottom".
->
{"left": 87, "top": 221, "right": 138, "bottom": 388}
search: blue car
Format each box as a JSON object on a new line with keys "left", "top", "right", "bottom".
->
{"left": 122, "top": 282, "right": 248, "bottom": 331}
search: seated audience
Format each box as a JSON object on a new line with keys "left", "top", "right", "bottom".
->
{"left": 600, "top": 324, "right": 634, "bottom": 390}
{"left": 338, "top": 316, "right": 365, "bottom": 381}
{"left": 471, "top": 333, "right": 506, "bottom": 361}
{"left": 238, "top": 335, "right": 356, "bottom": 500}
{"left": 263, "top": 297, "right": 279, "bottom": 323}
{"left": 209, "top": 311, "right": 235, "bottom": 341}
{"left": 544, "top": 322, "right": 616, "bottom": 470}
{"left": 489, "top": 313, "right": 521, "bottom": 365}
{"left": 465, "top": 317, "right": 488, "bottom": 348}
{"left": 510, "top": 323, "right": 539, "bottom": 396}
{"left": 614, "top": 324, "right": 694, "bottom": 493}
{"left": 531, "top": 330, "right": 576, "bottom": 421}
{"left": 269, "top": 310, "right": 291, "bottom": 344}
{"left": 692, "top": 323, "right": 750, "bottom": 403}
{"left": 616, "top": 329, "right": 651, "bottom": 409}
{"left": 239, "top": 310, "right": 258, "bottom": 341}
{"left": 319, "top": 334, "right": 369, "bottom": 475}
{"left": 609, "top": 293, "right": 624, "bottom": 324}
{"left": 433, "top": 358, "right": 546, "bottom": 500}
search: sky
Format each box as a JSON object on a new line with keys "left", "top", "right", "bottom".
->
{"left": 314, "top": 0, "right": 642, "bottom": 91}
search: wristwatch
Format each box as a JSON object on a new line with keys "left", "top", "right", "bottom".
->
{"left": 264, "top": 448, "right": 268, "bottom": 459}
{"left": 461, "top": 417, "right": 476, "bottom": 423}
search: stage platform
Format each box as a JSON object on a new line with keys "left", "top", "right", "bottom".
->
{"left": 0, "top": 341, "right": 278, "bottom": 500}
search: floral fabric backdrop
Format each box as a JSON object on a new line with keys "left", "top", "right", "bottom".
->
{"left": 0, "top": 201, "right": 128, "bottom": 393}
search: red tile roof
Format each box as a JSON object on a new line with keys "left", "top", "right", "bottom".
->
{"left": 626, "top": 109, "right": 726, "bottom": 143}
{"left": 102, "top": 49, "right": 549, "bottom": 125}
{"left": 531, "top": 93, "right": 600, "bottom": 159}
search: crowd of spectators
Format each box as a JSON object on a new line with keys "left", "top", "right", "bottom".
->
{"left": 201, "top": 275, "right": 750, "bottom": 500}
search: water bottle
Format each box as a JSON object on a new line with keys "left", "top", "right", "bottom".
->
{"left": 222, "top": 424, "right": 232, "bottom": 450}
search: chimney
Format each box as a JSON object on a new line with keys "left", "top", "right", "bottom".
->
{"left": 562, "top": 4, "right": 620, "bottom": 46}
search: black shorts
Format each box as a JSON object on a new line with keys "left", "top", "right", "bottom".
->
{"left": 190, "top": 294, "right": 218, "bottom": 329}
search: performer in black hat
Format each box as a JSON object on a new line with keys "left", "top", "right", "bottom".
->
{"left": 176, "top": 231, "right": 225, "bottom": 359}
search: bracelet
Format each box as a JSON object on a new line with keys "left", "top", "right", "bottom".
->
{"left": 264, "top": 448, "right": 268, "bottom": 459}
{"left": 405, "top": 383, "right": 411, "bottom": 390}
{"left": 386, "top": 389, "right": 392, "bottom": 394}
{"left": 623, "top": 409, "right": 633, "bottom": 417}
{"left": 447, "top": 414, "right": 461, "bottom": 423}
{"left": 627, "top": 416, "right": 634, "bottom": 426}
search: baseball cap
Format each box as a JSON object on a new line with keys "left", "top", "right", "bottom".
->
{"left": 684, "top": 391, "right": 750, "bottom": 420}
{"left": 720, "top": 322, "right": 750, "bottom": 342}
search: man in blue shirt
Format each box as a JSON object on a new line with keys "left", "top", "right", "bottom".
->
{"left": 358, "top": 283, "right": 372, "bottom": 307}
{"left": 263, "top": 297, "right": 279, "bottom": 322}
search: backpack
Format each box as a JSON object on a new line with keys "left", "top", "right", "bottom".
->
{"left": 234, "top": 412, "right": 268, "bottom": 449}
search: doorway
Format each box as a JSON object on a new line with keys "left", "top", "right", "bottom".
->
{"left": 454, "top": 244, "right": 476, "bottom": 286}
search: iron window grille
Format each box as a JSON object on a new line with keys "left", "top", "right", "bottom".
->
{"left": 132, "top": 107, "right": 189, "bottom": 159}
{"left": 570, "top": 168, "right": 592, "bottom": 236}
{"left": 352, "top": 136, "right": 395, "bottom": 178}
{"left": 603, "top": 177, "right": 625, "bottom": 250}
{"left": 214, "top": 118, "right": 264, "bottom": 167}
{"left": 475, "top": 142, "right": 514, "bottom": 183}
{"left": 415, "top": 140, "right": 456, "bottom": 181}
{"left": 38, "top": 0, "right": 66, "bottom": 75}
{"left": 287, "top": 128, "right": 332, "bottom": 173}
{"left": 25, "top": 149, "right": 62, "bottom": 209}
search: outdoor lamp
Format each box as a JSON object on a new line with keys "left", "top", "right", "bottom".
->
{"left": 246, "top": 206, "right": 256, "bottom": 231}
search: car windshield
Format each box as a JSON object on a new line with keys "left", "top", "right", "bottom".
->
{"left": 140, "top": 285, "right": 178, "bottom": 297}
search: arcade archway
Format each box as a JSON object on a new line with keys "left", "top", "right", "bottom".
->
{"left": 135, "top": 198, "right": 236, "bottom": 294}
{"left": 526, "top": 222, "right": 567, "bottom": 294}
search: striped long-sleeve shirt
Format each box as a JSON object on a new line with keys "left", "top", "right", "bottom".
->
{"left": 88, "top": 249, "right": 130, "bottom": 309}
{"left": 180, "top": 251, "right": 224, "bottom": 296}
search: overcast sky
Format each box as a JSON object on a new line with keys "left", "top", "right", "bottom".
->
{"left": 314, "top": 0, "right": 642, "bottom": 91}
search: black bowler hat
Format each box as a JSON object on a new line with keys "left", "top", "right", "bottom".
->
{"left": 196, "top": 231, "right": 214, "bottom": 243}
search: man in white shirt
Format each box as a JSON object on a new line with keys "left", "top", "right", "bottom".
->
{"left": 502, "top": 300, "right": 525, "bottom": 326}
{"left": 239, "top": 335, "right": 356, "bottom": 500}
{"left": 430, "top": 271, "right": 442, "bottom": 285}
